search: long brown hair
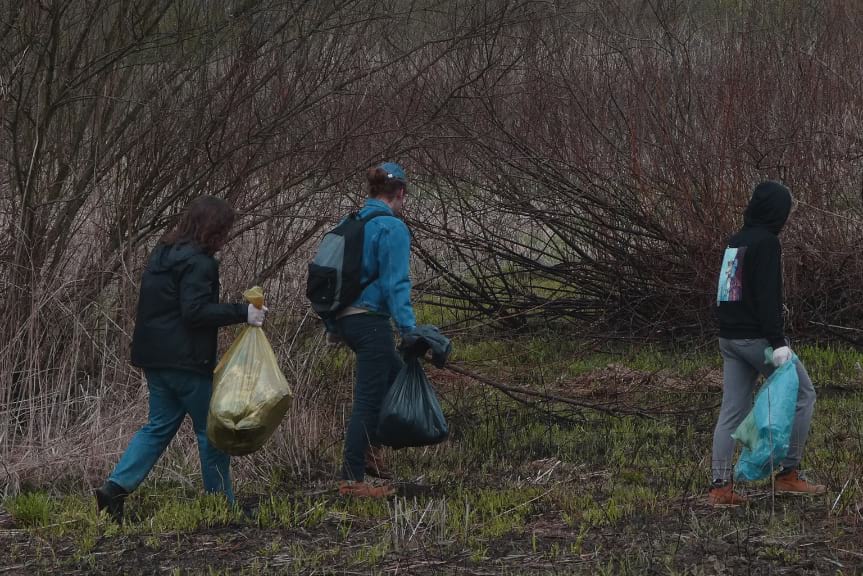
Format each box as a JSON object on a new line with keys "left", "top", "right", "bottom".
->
{"left": 160, "top": 196, "right": 236, "bottom": 255}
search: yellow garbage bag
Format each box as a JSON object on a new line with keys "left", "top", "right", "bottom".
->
{"left": 207, "top": 286, "right": 293, "bottom": 456}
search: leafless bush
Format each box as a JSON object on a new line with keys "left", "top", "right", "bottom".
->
{"left": 0, "top": 0, "right": 542, "bottom": 491}
{"left": 410, "top": 0, "right": 863, "bottom": 338}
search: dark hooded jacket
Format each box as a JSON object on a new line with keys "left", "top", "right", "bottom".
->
{"left": 130, "top": 242, "right": 247, "bottom": 374}
{"left": 716, "top": 181, "right": 792, "bottom": 349}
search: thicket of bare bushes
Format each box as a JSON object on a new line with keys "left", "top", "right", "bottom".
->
{"left": 2, "top": 0, "right": 862, "bottom": 492}
{"left": 410, "top": 0, "right": 863, "bottom": 338}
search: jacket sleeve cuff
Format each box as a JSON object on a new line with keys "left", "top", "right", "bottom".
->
{"left": 236, "top": 303, "right": 248, "bottom": 324}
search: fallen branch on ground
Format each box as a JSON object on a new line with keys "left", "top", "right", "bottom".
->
{"left": 442, "top": 363, "right": 719, "bottom": 419}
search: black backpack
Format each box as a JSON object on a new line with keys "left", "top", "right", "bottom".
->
{"left": 306, "top": 211, "right": 388, "bottom": 320}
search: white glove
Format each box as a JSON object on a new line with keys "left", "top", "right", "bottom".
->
{"left": 772, "top": 346, "right": 792, "bottom": 367}
{"left": 247, "top": 304, "right": 267, "bottom": 327}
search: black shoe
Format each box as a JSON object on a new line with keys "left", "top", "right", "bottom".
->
{"left": 95, "top": 480, "right": 128, "bottom": 523}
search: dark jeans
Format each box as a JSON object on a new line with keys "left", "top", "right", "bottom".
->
{"left": 337, "top": 314, "right": 403, "bottom": 481}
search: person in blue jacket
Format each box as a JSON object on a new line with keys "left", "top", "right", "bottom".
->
{"left": 95, "top": 196, "right": 267, "bottom": 522}
{"left": 329, "top": 162, "right": 418, "bottom": 498}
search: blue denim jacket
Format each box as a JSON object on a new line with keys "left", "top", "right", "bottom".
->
{"left": 347, "top": 199, "right": 417, "bottom": 335}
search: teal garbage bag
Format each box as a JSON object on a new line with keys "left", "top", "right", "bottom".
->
{"left": 731, "top": 350, "right": 799, "bottom": 482}
{"left": 376, "top": 354, "right": 448, "bottom": 449}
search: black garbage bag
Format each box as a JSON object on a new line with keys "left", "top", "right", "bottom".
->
{"left": 376, "top": 354, "right": 448, "bottom": 449}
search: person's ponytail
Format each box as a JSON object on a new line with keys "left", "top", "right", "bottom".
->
{"left": 367, "top": 166, "right": 404, "bottom": 198}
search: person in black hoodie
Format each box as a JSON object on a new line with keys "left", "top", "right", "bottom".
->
{"left": 95, "top": 197, "right": 267, "bottom": 522}
{"left": 709, "top": 181, "right": 825, "bottom": 506}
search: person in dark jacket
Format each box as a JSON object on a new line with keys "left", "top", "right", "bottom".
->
{"left": 709, "top": 181, "right": 826, "bottom": 507}
{"left": 95, "top": 196, "right": 266, "bottom": 522}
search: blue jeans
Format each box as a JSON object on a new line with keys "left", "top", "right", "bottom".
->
{"left": 337, "top": 314, "right": 404, "bottom": 481}
{"left": 109, "top": 369, "right": 233, "bottom": 502}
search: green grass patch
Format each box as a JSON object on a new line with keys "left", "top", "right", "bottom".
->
{"left": 6, "top": 491, "right": 54, "bottom": 528}
{"left": 3, "top": 338, "right": 862, "bottom": 575}
{"left": 796, "top": 343, "right": 863, "bottom": 387}
{"left": 150, "top": 493, "right": 241, "bottom": 533}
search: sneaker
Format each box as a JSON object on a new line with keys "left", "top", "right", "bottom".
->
{"left": 708, "top": 481, "right": 748, "bottom": 507}
{"left": 338, "top": 480, "right": 395, "bottom": 498}
{"left": 95, "top": 480, "right": 128, "bottom": 523}
{"left": 774, "top": 469, "right": 826, "bottom": 495}
{"left": 365, "top": 445, "right": 393, "bottom": 480}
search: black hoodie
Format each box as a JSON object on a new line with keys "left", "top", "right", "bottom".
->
{"left": 716, "top": 181, "right": 792, "bottom": 349}
{"left": 130, "top": 242, "right": 247, "bottom": 374}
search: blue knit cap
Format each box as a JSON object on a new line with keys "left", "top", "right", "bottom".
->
{"left": 378, "top": 162, "right": 407, "bottom": 184}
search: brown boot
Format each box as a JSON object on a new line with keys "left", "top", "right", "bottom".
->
{"left": 365, "top": 445, "right": 393, "bottom": 480}
{"left": 708, "top": 481, "right": 748, "bottom": 507}
{"left": 338, "top": 480, "right": 395, "bottom": 498}
{"left": 774, "top": 469, "right": 826, "bottom": 495}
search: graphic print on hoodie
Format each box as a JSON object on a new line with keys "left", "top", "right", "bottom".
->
{"left": 717, "top": 246, "right": 747, "bottom": 304}
{"left": 716, "top": 181, "right": 792, "bottom": 350}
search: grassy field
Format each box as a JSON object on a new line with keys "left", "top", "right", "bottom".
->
{"left": 2, "top": 341, "right": 862, "bottom": 575}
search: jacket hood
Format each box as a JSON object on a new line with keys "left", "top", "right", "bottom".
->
{"left": 147, "top": 242, "right": 206, "bottom": 273}
{"left": 743, "top": 181, "right": 792, "bottom": 235}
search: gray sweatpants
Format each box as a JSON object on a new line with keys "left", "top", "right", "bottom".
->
{"left": 711, "top": 338, "right": 816, "bottom": 482}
